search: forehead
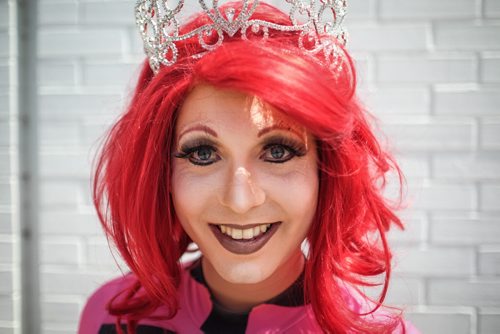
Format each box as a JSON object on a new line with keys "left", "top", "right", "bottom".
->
{"left": 176, "top": 84, "right": 305, "bottom": 135}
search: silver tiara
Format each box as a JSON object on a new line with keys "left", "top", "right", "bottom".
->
{"left": 135, "top": 0, "right": 348, "bottom": 74}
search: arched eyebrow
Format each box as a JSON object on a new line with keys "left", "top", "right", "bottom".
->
{"left": 178, "top": 125, "right": 218, "bottom": 140}
{"left": 257, "top": 124, "right": 305, "bottom": 140}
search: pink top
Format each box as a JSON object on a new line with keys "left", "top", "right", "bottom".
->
{"left": 79, "top": 261, "right": 419, "bottom": 333}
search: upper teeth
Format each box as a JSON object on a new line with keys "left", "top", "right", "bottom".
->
{"left": 220, "top": 224, "right": 272, "bottom": 240}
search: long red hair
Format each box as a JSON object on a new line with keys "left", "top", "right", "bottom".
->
{"left": 93, "top": 2, "right": 405, "bottom": 333}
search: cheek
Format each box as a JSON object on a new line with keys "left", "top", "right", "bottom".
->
{"left": 264, "top": 160, "right": 319, "bottom": 222}
{"left": 171, "top": 164, "right": 217, "bottom": 225}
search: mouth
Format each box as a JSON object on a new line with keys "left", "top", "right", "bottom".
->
{"left": 209, "top": 222, "right": 281, "bottom": 255}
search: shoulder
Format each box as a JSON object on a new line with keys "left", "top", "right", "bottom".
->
{"left": 78, "top": 274, "right": 136, "bottom": 334}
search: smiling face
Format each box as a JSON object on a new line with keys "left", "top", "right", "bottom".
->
{"left": 171, "top": 84, "right": 318, "bottom": 286}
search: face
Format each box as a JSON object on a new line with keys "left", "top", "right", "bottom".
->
{"left": 171, "top": 84, "right": 318, "bottom": 284}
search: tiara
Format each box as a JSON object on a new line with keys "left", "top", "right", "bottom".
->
{"left": 135, "top": 0, "right": 348, "bottom": 74}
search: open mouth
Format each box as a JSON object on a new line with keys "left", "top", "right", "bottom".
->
{"left": 209, "top": 222, "right": 280, "bottom": 255}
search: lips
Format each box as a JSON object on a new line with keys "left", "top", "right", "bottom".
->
{"left": 209, "top": 222, "right": 280, "bottom": 255}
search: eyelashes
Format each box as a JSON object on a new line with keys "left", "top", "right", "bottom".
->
{"left": 174, "top": 138, "right": 220, "bottom": 166}
{"left": 174, "top": 136, "right": 307, "bottom": 166}
{"left": 260, "top": 136, "right": 307, "bottom": 163}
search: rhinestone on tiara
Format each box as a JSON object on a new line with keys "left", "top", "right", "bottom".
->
{"left": 135, "top": 0, "right": 348, "bottom": 74}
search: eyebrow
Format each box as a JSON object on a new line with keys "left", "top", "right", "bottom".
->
{"left": 257, "top": 124, "right": 305, "bottom": 139}
{"left": 178, "top": 125, "right": 218, "bottom": 140}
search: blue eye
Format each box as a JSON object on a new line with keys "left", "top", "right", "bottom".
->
{"left": 262, "top": 144, "right": 299, "bottom": 163}
{"left": 261, "top": 137, "right": 307, "bottom": 163}
{"left": 175, "top": 144, "right": 220, "bottom": 166}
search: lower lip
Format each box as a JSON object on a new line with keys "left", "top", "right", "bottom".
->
{"left": 209, "top": 222, "right": 280, "bottom": 255}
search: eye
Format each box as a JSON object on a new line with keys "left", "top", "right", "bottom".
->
{"left": 261, "top": 144, "right": 298, "bottom": 163}
{"left": 175, "top": 144, "right": 220, "bottom": 166}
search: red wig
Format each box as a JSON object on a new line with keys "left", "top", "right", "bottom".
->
{"left": 93, "top": 2, "right": 405, "bottom": 333}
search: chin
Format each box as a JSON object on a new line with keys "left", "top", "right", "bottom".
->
{"left": 219, "top": 261, "right": 271, "bottom": 285}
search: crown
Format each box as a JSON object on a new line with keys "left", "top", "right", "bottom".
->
{"left": 135, "top": 0, "right": 348, "bottom": 74}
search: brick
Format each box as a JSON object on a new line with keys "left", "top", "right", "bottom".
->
{"left": 38, "top": 61, "right": 76, "bottom": 87}
{"left": 482, "top": 57, "right": 500, "bottom": 82}
{"left": 398, "top": 156, "right": 430, "bottom": 178}
{"left": 485, "top": 0, "right": 500, "bottom": 18}
{"left": 435, "top": 24, "right": 500, "bottom": 50}
{"left": 0, "top": 181, "right": 11, "bottom": 206}
{"left": 41, "top": 301, "right": 80, "bottom": 323}
{"left": 366, "top": 277, "right": 422, "bottom": 305}
{"left": 0, "top": 94, "right": 8, "bottom": 114}
{"left": 40, "top": 181, "right": 80, "bottom": 208}
{"left": 40, "top": 212, "right": 102, "bottom": 236}
{"left": 129, "top": 29, "right": 144, "bottom": 56}
{"left": 481, "top": 117, "right": 500, "bottom": 149}
{"left": 362, "top": 87, "right": 430, "bottom": 115}
{"left": 479, "top": 313, "right": 500, "bottom": 334}
{"left": 429, "top": 280, "right": 500, "bottom": 306}
{"left": 39, "top": 1, "right": 77, "bottom": 25}
{"left": 382, "top": 120, "right": 474, "bottom": 152}
{"left": 81, "top": 119, "right": 113, "bottom": 146}
{"left": 479, "top": 250, "right": 500, "bottom": 276}
{"left": 39, "top": 122, "right": 80, "bottom": 147}
{"left": 352, "top": 56, "right": 373, "bottom": 87}
{"left": 431, "top": 218, "right": 500, "bottom": 245}
{"left": 86, "top": 238, "right": 126, "bottom": 268}
{"left": 345, "top": 0, "right": 375, "bottom": 20}
{"left": 481, "top": 184, "right": 500, "bottom": 211}
{"left": 0, "top": 270, "right": 13, "bottom": 294}
{"left": 411, "top": 183, "right": 476, "bottom": 210}
{"left": 393, "top": 247, "right": 474, "bottom": 276}
{"left": 0, "top": 151, "right": 10, "bottom": 175}
{"left": 0, "top": 120, "right": 11, "bottom": 146}
{"left": 405, "top": 312, "right": 471, "bottom": 334}
{"left": 39, "top": 93, "right": 123, "bottom": 120}
{"left": 39, "top": 151, "right": 91, "bottom": 178}
{"left": 38, "top": 29, "right": 123, "bottom": 57}
{"left": 80, "top": 1, "right": 133, "bottom": 25}
{"left": 435, "top": 89, "right": 500, "bottom": 115}
{"left": 0, "top": 33, "right": 8, "bottom": 57}
{"left": 388, "top": 216, "right": 424, "bottom": 244}
{"left": 0, "top": 213, "right": 13, "bottom": 234}
{"left": 83, "top": 62, "right": 140, "bottom": 86}
{"left": 41, "top": 240, "right": 80, "bottom": 265}
{"left": 0, "top": 327, "right": 14, "bottom": 334}
{"left": 348, "top": 24, "right": 428, "bottom": 52}
{"left": 0, "top": 63, "right": 8, "bottom": 86}
{"left": 0, "top": 240, "right": 13, "bottom": 264}
{"left": 41, "top": 271, "right": 114, "bottom": 295}
{"left": 378, "top": 55, "right": 476, "bottom": 83}
{"left": 0, "top": 2, "right": 8, "bottom": 29}
{"left": 433, "top": 154, "right": 500, "bottom": 179}
{"left": 380, "top": 0, "right": 475, "bottom": 19}
{"left": 0, "top": 295, "right": 14, "bottom": 322}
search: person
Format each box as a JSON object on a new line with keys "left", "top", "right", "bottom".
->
{"left": 79, "top": 1, "right": 419, "bottom": 333}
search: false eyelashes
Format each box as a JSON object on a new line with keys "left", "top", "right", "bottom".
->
{"left": 174, "top": 135, "right": 308, "bottom": 166}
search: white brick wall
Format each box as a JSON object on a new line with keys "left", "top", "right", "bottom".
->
{"left": 1, "top": 0, "right": 499, "bottom": 332}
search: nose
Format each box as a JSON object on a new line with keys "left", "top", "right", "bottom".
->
{"left": 219, "top": 166, "right": 266, "bottom": 214}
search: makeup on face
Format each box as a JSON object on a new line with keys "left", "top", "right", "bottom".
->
{"left": 171, "top": 84, "right": 318, "bottom": 288}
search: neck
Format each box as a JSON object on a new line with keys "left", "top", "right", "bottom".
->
{"left": 201, "top": 251, "right": 305, "bottom": 313}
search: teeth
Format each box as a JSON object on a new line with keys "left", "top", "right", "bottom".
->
{"left": 242, "top": 228, "right": 253, "bottom": 239}
{"left": 218, "top": 223, "right": 272, "bottom": 240}
{"left": 232, "top": 229, "right": 243, "bottom": 239}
